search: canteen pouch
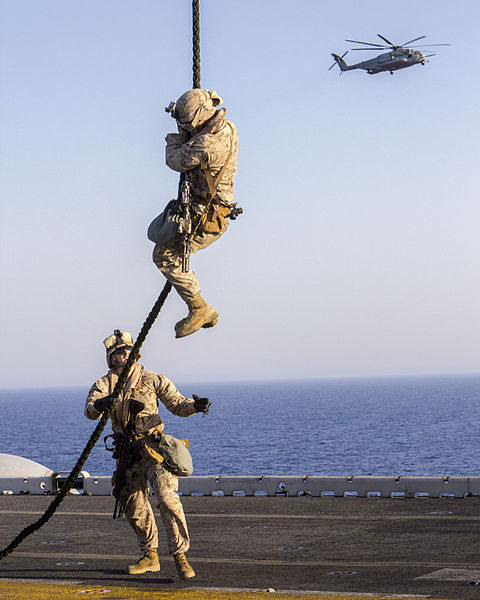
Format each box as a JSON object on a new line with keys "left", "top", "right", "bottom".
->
{"left": 147, "top": 199, "right": 180, "bottom": 245}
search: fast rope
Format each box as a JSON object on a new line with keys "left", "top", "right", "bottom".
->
{"left": 0, "top": 0, "right": 205, "bottom": 564}
{"left": 192, "top": 0, "right": 201, "bottom": 89}
{"left": 0, "top": 282, "right": 172, "bottom": 561}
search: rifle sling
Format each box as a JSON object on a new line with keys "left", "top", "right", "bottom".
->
{"left": 201, "top": 122, "right": 233, "bottom": 200}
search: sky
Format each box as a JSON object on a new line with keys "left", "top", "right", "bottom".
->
{"left": 1, "top": 0, "right": 479, "bottom": 389}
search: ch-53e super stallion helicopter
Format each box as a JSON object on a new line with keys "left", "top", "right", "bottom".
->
{"left": 330, "top": 34, "right": 450, "bottom": 75}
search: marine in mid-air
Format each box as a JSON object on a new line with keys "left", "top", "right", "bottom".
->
{"left": 148, "top": 89, "right": 239, "bottom": 339}
{"left": 330, "top": 34, "right": 450, "bottom": 75}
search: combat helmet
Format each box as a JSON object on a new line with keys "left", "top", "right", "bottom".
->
{"left": 103, "top": 329, "right": 136, "bottom": 368}
{"left": 174, "top": 89, "right": 223, "bottom": 131}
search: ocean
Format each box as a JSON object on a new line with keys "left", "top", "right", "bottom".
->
{"left": 0, "top": 375, "right": 478, "bottom": 477}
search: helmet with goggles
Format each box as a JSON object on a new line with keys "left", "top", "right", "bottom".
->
{"left": 170, "top": 89, "right": 223, "bottom": 132}
{"left": 103, "top": 329, "right": 135, "bottom": 368}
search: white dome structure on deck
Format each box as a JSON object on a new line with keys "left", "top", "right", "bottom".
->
{"left": 0, "top": 453, "right": 53, "bottom": 477}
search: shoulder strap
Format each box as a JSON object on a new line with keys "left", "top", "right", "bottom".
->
{"left": 201, "top": 122, "right": 234, "bottom": 201}
{"left": 128, "top": 366, "right": 144, "bottom": 398}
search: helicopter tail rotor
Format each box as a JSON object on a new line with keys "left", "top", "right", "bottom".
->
{"left": 328, "top": 50, "right": 348, "bottom": 72}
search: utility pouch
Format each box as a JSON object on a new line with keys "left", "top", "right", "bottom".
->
{"left": 199, "top": 203, "right": 231, "bottom": 235}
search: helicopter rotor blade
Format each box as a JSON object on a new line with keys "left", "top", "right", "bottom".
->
{"left": 351, "top": 47, "right": 389, "bottom": 51}
{"left": 423, "top": 53, "right": 437, "bottom": 58}
{"left": 377, "top": 34, "right": 395, "bottom": 47}
{"left": 411, "top": 43, "right": 451, "bottom": 48}
{"left": 345, "top": 39, "right": 386, "bottom": 48}
{"left": 400, "top": 35, "right": 426, "bottom": 46}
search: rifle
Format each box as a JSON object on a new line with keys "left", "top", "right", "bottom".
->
{"left": 166, "top": 100, "right": 192, "bottom": 273}
{"left": 177, "top": 174, "right": 192, "bottom": 273}
{"left": 110, "top": 398, "right": 145, "bottom": 519}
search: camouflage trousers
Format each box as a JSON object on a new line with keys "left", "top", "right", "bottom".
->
{"left": 123, "top": 455, "right": 189, "bottom": 555}
{"left": 152, "top": 220, "right": 228, "bottom": 303}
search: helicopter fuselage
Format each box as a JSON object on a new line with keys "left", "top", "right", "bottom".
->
{"left": 350, "top": 48, "right": 426, "bottom": 74}
{"left": 330, "top": 34, "right": 448, "bottom": 75}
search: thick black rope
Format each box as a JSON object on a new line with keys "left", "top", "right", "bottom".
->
{"left": 1, "top": 0, "right": 200, "bottom": 563}
{"left": 0, "top": 281, "right": 172, "bottom": 561}
{"left": 192, "top": 0, "right": 201, "bottom": 88}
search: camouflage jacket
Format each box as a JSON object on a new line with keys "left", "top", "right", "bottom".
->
{"left": 165, "top": 108, "right": 238, "bottom": 205}
{"left": 84, "top": 363, "right": 196, "bottom": 434}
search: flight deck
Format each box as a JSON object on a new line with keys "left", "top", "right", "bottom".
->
{"left": 1, "top": 495, "right": 479, "bottom": 600}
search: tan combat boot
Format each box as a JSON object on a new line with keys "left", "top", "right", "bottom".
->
{"left": 174, "top": 552, "right": 195, "bottom": 579}
{"left": 127, "top": 549, "right": 160, "bottom": 574}
{"left": 175, "top": 296, "right": 218, "bottom": 338}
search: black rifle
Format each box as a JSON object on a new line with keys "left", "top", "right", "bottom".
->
{"left": 166, "top": 100, "right": 194, "bottom": 272}
{"left": 111, "top": 398, "right": 145, "bottom": 519}
{"left": 177, "top": 175, "right": 192, "bottom": 273}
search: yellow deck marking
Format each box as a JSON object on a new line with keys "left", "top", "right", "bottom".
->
{"left": 0, "top": 581, "right": 449, "bottom": 600}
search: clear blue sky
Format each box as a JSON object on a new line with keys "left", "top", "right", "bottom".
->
{"left": 1, "top": 1, "right": 479, "bottom": 388}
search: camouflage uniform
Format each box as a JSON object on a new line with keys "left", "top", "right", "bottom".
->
{"left": 85, "top": 363, "right": 196, "bottom": 555}
{"left": 153, "top": 89, "right": 238, "bottom": 337}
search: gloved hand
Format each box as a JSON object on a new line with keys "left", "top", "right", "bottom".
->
{"left": 193, "top": 394, "right": 211, "bottom": 415}
{"left": 176, "top": 123, "right": 192, "bottom": 139}
{"left": 93, "top": 395, "right": 116, "bottom": 413}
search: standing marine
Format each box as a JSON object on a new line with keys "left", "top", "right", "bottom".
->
{"left": 152, "top": 88, "right": 239, "bottom": 339}
{"left": 84, "top": 329, "right": 210, "bottom": 579}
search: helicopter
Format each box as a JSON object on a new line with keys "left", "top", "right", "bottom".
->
{"left": 329, "top": 34, "right": 450, "bottom": 75}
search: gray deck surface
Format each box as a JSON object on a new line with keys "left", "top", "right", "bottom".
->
{"left": 0, "top": 495, "right": 479, "bottom": 598}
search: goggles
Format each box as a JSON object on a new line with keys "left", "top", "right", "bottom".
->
{"left": 178, "top": 120, "right": 195, "bottom": 132}
{"left": 113, "top": 346, "right": 133, "bottom": 356}
{"left": 177, "top": 103, "right": 206, "bottom": 132}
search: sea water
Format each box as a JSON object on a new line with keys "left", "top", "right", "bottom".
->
{"left": 0, "top": 375, "right": 478, "bottom": 476}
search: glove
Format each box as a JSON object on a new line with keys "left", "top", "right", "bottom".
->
{"left": 193, "top": 394, "right": 211, "bottom": 415}
{"left": 93, "top": 395, "right": 116, "bottom": 413}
